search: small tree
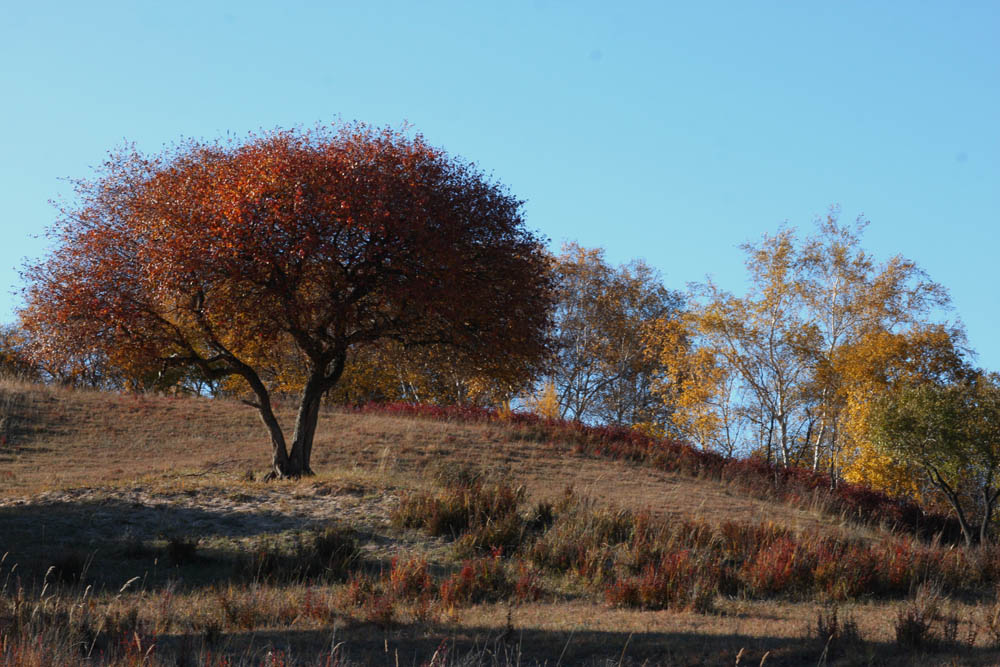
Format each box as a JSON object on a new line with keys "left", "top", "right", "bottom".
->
{"left": 548, "top": 243, "right": 682, "bottom": 426}
{"left": 20, "top": 123, "right": 554, "bottom": 478}
{"left": 869, "top": 374, "right": 1000, "bottom": 546}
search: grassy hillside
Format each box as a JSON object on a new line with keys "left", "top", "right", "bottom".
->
{"left": 1, "top": 379, "right": 999, "bottom": 665}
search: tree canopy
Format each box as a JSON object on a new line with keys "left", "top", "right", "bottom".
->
{"left": 544, "top": 243, "right": 683, "bottom": 428}
{"left": 20, "top": 123, "right": 554, "bottom": 477}
{"left": 869, "top": 374, "right": 1000, "bottom": 545}
{"left": 645, "top": 211, "right": 957, "bottom": 470}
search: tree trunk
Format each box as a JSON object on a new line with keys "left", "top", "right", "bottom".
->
{"left": 266, "top": 415, "right": 293, "bottom": 476}
{"left": 253, "top": 353, "right": 346, "bottom": 480}
{"left": 777, "top": 413, "right": 790, "bottom": 468}
{"left": 240, "top": 371, "right": 299, "bottom": 480}
{"left": 285, "top": 354, "right": 346, "bottom": 477}
{"left": 288, "top": 380, "right": 323, "bottom": 477}
{"left": 979, "top": 486, "right": 999, "bottom": 546}
{"left": 928, "top": 468, "right": 976, "bottom": 547}
{"left": 812, "top": 418, "right": 826, "bottom": 472}
{"left": 765, "top": 415, "right": 774, "bottom": 465}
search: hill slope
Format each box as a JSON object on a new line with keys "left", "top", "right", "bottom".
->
{"left": 1, "top": 379, "right": 998, "bottom": 666}
{"left": 1, "top": 379, "right": 856, "bottom": 533}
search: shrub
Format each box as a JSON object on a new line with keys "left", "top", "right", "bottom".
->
{"left": 301, "top": 588, "right": 335, "bottom": 622}
{"left": 513, "top": 561, "right": 544, "bottom": 603}
{"left": 456, "top": 513, "right": 527, "bottom": 557}
{"left": 339, "top": 572, "right": 379, "bottom": 609}
{"left": 48, "top": 551, "right": 86, "bottom": 585}
{"left": 362, "top": 591, "right": 396, "bottom": 627}
{"left": 878, "top": 539, "right": 918, "bottom": 595}
{"left": 165, "top": 535, "right": 199, "bottom": 565}
{"left": 894, "top": 584, "right": 941, "bottom": 650}
{"left": 528, "top": 501, "right": 635, "bottom": 581}
{"left": 715, "top": 521, "right": 788, "bottom": 561}
{"left": 815, "top": 605, "right": 863, "bottom": 660}
{"left": 440, "top": 550, "right": 511, "bottom": 607}
{"left": 120, "top": 535, "right": 154, "bottom": 560}
{"left": 605, "top": 549, "right": 717, "bottom": 612}
{"left": 387, "top": 556, "right": 435, "bottom": 600}
{"left": 305, "top": 525, "right": 361, "bottom": 579}
{"left": 392, "top": 473, "right": 525, "bottom": 544}
{"left": 524, "top": 499, "right": 556, "bottom": 532}
{"left": 739, "top": 536, "right": 814, "bottom": 598}
{"left": 813, "top": 540, "right": 880, "bottom": 601}
{"left": 979, "top": 590, "right": 1000, "bottom": 648}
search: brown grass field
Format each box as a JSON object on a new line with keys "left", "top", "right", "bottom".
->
{"left": 2, "top": 378, "right": 1000, "bottom": 665}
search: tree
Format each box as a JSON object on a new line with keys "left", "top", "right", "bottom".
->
{"left": 20, "top": 123, "right": 554, "bottom": 478}
{"left": 837, "top": 325, "right": 969, "bottom": 498}
{"left": 869, "top": 374, "right": 1000, "bottom": 546}
{"left": 649, "top": 229, "right": 816, "bottom": 463}
{"left": 547, "top": 243, "right": 683, "bottom": 427}
{"left": 702, "top": 229, "right": 817, "bottom": 466}
{"left": 795, "top": 212, "right": 951, "bottom": 474}
{"left": 326, "top": 341, "right": 536, "bottom": 408}
{"left": 647, "top": 212, "right": 955, "bottom": 466}
{"left": 644, "top": 314, "right": 746, "bottom": 455}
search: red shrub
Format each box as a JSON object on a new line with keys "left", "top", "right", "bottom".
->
{"left": 514, "top": 562, "right": 544, "bottom": 602}
{"left": 605, "top": 550, "right": 717, "bottom": 612}
{"left": 439, "top": 550, "right": 511, "bottom": 607}
{"left": 813, "top": 540, "right": 879, "bottom": 600}
{"left": 740, "top": 536, "right": 815, "bottom": 597}
{"left": 878, "top": 539, "right": 918, "bottom": 595}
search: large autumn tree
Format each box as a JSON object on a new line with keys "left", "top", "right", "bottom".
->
{"left": 20, "top": 123, "right": 554, "bottom": 478}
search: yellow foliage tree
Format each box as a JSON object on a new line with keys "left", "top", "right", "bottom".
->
{"left": 644, "top": 315, "right": 745, "bottom": 455}
{"left": 837, "top": 325, "right": 969, "bottom": 499}
{"left": 525, "top": 381, "right": 561, "bottom": 419}
{"left": 218, "top": 337, "right": 537, "bottom": 410}
{"left": 646, "top": 210, "right": 957, "bottom": 471}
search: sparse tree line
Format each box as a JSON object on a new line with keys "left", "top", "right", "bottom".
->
{"left": 4, "top": 122, "right": 998, "bottom": 542}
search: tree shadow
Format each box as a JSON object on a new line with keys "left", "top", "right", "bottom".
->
{"left": 0, "top": 496, "right": 350, "bottom": 588}
{"left": 154, "top": 621, "right": 999, "bottom": 666}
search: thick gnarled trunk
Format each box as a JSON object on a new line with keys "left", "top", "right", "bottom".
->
{"left": 259, "top": 354, "right": 346, "bottom": 480}
{"left": 262, "top": 389, "right": 321, "bottom": 479}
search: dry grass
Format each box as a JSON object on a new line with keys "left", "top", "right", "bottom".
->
{"left": 2, "top": 379, "right": 1000, "bottom": 665}
{"left": 0, "top": 379, "right": 848, "bottom": 537}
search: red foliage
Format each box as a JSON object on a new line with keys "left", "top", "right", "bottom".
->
{"left": 605, "top": 550, "right": 717, "bottom": 611}
{"left": 740, "top": 536, "right": 816, "bottom": 597}
{"left": 21, "top": 123, "right": 554, "bottom": 477}
{"left": 439, "top": 549, "right": 511, "bottom": 607}
{"left": 388, "top": 556, "right": 435, "bottom": 600}
{"left": 813, "top": 540, "right": 880, "bottom": 600}
{"left": 513, "top": 562, "right": 544, "bottom": 602}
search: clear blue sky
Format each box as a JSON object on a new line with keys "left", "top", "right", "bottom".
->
{"left": 2, "top": 2, "right": 998, "bottom": 367}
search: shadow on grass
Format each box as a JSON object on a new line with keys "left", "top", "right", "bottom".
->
{"left": 0, "top": 497, "right": 356, "bottom": 589}
{"left": 155, "top": 621, "right": 997, "bottom": 666}
{"left": 0, "top": 445, "right": 55, "bottom": 463}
